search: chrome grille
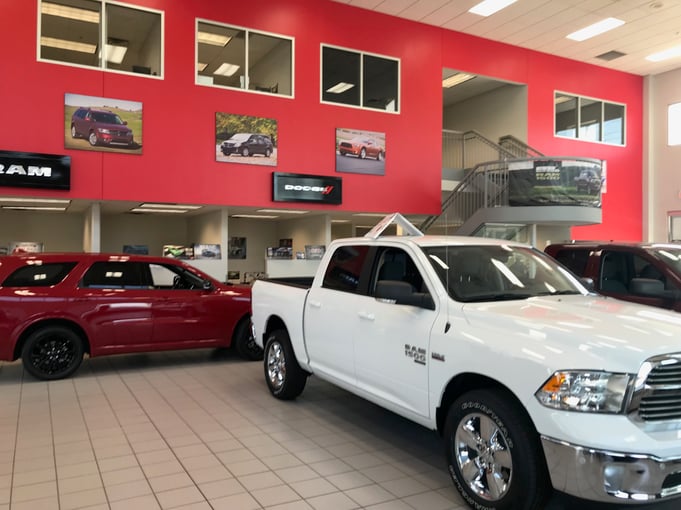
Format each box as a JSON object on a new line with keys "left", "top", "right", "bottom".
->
{"left": 639, "top": 357, "right": 681, "bottom": 422}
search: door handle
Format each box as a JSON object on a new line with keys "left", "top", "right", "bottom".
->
{"left": 358, "top": 311, "right": 375, "bottom": 321}
{"left": 308, "top": 300, "right": 321, "bottom": 308}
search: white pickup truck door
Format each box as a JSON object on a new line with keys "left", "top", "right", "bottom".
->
{"left": 304, "top": 286, "right": 359, "bottom": 387}
{"left": 354, "top": 295, "right": 436, "bottom": 418}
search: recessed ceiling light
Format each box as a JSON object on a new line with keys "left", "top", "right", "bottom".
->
{"left": 139, "top": 203, "right": 202, "bottom": 210}
{"left": 41, "top": 2, "right": 99, "bottom": 23}
{"left": 3, "top": 206, "right": 67, "bottom": 211}
{"left": 646, "top": 45, "right": 681, "bottom": 62}
{"left": 442, "top": 73, "right": 475, "bottom": 88}
{"left": 469, "top": 0, "right": 517, "bottom": 17}
{"left": 326, "top": 82, "right": 355, "bottom": 94}
{"left": 197, "top": 31, "right": 231, "bottom": 47}
{"left": 130, "top": 208, "right": 186, "bottom": 214}
{"left": 105, "top": 42, "right": 128, "bottom": 64}
{"left": 0, "top": 197, "right": 71, "bottom": 204}
{"left": 257, "top": 209, "right": 308, "bottom": 214}
{"left": 331, "top": 219, "right": 350, "bottom": 223}
{"left": 566, "top": 17, "right": 625, "bottom": 42}
{"left": 214, "top": 63, "right": 240, "bottom": 77}
{"left": 231, "top": 214, "right": 279, "bottom": 219}
{"left": 41, "top": 36, "right": 96, "bottom": 54}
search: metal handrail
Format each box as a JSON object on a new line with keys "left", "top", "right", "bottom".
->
{"left": 498, "top": 135, "right": 544, "bottom": 158}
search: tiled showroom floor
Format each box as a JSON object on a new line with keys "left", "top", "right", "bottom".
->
{"left": 0, "top": 349, "right": 677, "bottom": 510}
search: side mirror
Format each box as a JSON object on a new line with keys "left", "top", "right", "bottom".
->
{"left": 580, "top": 277, "right": 595, "bottom": 291}
{"left": 202, "top": 280, "right": 214, "bottom": 291}
{"left": 123, "top": 120, "right": 128, "bottom": 125}
{"left": 375, "top": 280, "right": 435, "bottom": 310}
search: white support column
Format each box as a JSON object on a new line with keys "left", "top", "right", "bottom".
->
{"left": 83, "top": 202, "right": 101, "bottom": 253}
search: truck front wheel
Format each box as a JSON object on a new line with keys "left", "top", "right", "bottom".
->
{"left": 264, "top": 329, "right": 307, "bottom": 400}
{"left": 444, "top": 389, "right": 550, "bottom": 510}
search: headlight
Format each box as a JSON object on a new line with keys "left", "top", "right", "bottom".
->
{"left": 98, "top": 128, "right": 111, "bottom": 134}
{"left": 535, "top": 371, "right": 632, "bottom": 413}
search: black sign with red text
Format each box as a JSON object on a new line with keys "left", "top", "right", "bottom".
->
{"left": 273, "top": 172, "right": 342, "bottom": 204}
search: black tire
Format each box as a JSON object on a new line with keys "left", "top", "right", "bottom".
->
{"left": 265, "top": 148, "right": 272, "bottom": 158}
{"left": 71, "top": 125, "right": 79, "bottom": 139}
{"left": 233, "top": 318, "right": 263, "bottom": 361}
{"left": 264, "top": 329, "right": 307, "bottom": 400}
{"left": 21, "top": 326, "right": 85, "bottom": 380}
{"left": 377, "top": 151, "right": 384, "bottom": 161}
{"left": 444, "top": 389, "right": 550, "bottom": 510}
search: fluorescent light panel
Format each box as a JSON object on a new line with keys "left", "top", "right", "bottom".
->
{"left": 646, "top": 45, "right": 681, "bottom": 62}
{"left": 41, "top": 2, "right": 99, "bottom": 23}
{"left": 41, "top": 36, "right": 96, "bottom": 54}
{"left": 197, "top": 62, "right": 208, "bottom": 72}
{"left": 442, "top": 73, "right": 475, "bottom": 88}
{"left": 105, "top": 44, "right": 127, "bottom": 64}
{"left": 257, "top": 209, "right": 308, "bottom": 214}
{"left": 469, "top": 0, "right": 517, "bottom": 17}
{"left": 197, "top": 31, "right": 231, "bottom": 47}
{"left": 3, "top": 206, "right": 67, "bottom": 211}
{"left": 139, "top": 203, "right": 202, "bottom": 210}
{"left": 326, "top": 82, "right": 355, "bottom": 94}
{"left": 566, "top": 17, "right": 624, "bottom": 42}
{"left": 0, "top": 197, "right": 70, "bottom": 204}
{"left": 214, "top": 63, "right": 240, "bottom": 76}
{"left": 130, "top": 208, "right": 186, "bottom": 214}
{"left": 231, "top": 214, "right": 278, "bottom": 219}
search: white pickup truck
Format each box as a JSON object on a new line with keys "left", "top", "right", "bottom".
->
{"left": 251, "top": 214, "right": 681, "bottom": 510}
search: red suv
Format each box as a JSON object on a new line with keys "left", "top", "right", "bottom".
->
{"left": 71, "top": 107, "right": 135, "bottom": 147}
{"left": 0, "top": 253, "right": 261, "bottom": 380}
{"left": 545, "top": 242, "right": 681, "bottom": 312}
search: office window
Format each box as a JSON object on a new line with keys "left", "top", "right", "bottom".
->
{"left": 322, "top": 45, "right": 399, "bottom": 113}
{"left": 196, "top": 20, "right": 293, "bottom": 97}
{"left": 668, "top": 102, "right": 681, "bottom": 146}
{"left": 554, "top": 92, "right": 624, "bottom": 145}
{"left": 39, "top": 0, "right": 163, "bottom": 77}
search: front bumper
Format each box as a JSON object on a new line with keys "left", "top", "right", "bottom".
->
{"left": 542, "top": 435, "right": 681, "bottom": 503}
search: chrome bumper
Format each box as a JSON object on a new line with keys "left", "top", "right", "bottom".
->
{"left": 541, "top": 436, "right": 681, "bottom": 503}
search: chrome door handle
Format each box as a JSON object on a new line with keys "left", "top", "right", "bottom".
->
{"left": 358, "top": 311, "right": 375, "bottom": 321}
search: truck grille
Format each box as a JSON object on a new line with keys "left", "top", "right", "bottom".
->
{"left": 638, "top": 358, "right": 681, "bottom": 422}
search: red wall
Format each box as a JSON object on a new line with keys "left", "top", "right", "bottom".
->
{"left": 0, "top": 0, "right": 643, "bottom": 239}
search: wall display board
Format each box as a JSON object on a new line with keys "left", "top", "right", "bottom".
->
{"left": 64, "top": 93, "right": 143, "bottom": 154}
{"left": 335, "top": 127, "right": 386, "bottom": 175}
{"left": 215, "top": 112, "right": 277, "bottom": 166}
{"left": 163, "top": 244, "right": 193, "bottom": 259}
{"left": 123, "top": 245, "right": 149, "bottom": 255}
{"left": 10, "top": 241, "right": 44, "bottom": 254}
{"left": 228, "top": 237, "right": 247, "bottom": 259}
{"left": 194, "top": 243, "right": 221, "bottom": 259}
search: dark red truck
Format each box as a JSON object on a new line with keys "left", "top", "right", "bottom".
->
{"left": 545, "top": 241, "right": 681, "bottom": 312}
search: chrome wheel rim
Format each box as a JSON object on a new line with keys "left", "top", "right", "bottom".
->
{"left": 454, "top": 412, "right": 512, "bottom": 501}
{"left": 266, "top": 341, "right": 285, "bottom": 390}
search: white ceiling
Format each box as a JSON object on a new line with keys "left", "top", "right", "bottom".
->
{"left": 332, "top": 0, "right": 681, "bottom": 76}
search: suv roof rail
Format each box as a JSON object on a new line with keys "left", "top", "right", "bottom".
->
{"left": 364, "top": 213, "right": 423, "bottom": 239}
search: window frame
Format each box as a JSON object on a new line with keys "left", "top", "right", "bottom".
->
{"left": 320, "top": 43, "right": 400, "bottom": 114}
{"left": 554, "top": 91, "right": 625, "bottom": 146}
{"left": 37, "top": 0, "right": 164, "bottom": 79}
{"left": 195, "top": 18, "right": 294, "bottom": 98}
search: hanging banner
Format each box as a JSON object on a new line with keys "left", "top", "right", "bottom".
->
{"left": 508, "top": 158, "right": 602, "bottom": 207}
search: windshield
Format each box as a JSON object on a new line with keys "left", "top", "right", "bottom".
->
{"left": 422, "top": 244, "right": 586, "bottom": 302}
{"left": 92, "top": 112, "right": 123, "bottom": 125}
{"left": 650, "top": 247, "right": 681, "bottom": 275}
{"left": 229, "top": 133, "right": 251, "bottom": 142}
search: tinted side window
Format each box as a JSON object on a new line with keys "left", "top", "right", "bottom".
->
{"left": 553, "top": 249, "right": 590, "bottom": 275}
{"left": 322, "top": 245, "right": 370, "bottom": 293}
{"left": 81, "top": 262, "right": 148, "bottom": 288}
{"left": 2, "top": 262, "right": 77, "bottom": 287}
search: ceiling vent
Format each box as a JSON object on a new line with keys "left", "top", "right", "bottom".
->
{"left": 596, "top": 50, "right": 626, "bottom": 61}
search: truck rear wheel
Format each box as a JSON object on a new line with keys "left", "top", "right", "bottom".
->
{"left": 264, "top": 329, "right": 307, "bottom": 400}
{"left": 444, "top": 389, "right": 550, "bottom": 510}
